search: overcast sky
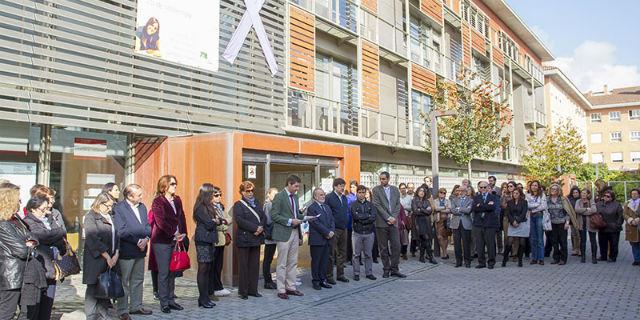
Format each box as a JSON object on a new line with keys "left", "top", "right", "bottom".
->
{"left": 506, "top": 0, "right": 640, "bottom": 92}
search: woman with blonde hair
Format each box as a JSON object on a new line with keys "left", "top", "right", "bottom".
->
{"left": 546, "top": 183, "right": 578, "bottom": 265}
{"left": 433, "top": 188, "right": 451, "bottom": 259}
{"left": 575, "top": 188, "right": 598, "bottom": 263}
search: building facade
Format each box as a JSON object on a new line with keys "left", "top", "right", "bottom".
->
{"left": 0, "top": 0, "right": 556, "bottom": 282}
{"left": 585, "top": 86, "right": 640, "bottom": 171}
{"left": 543, "top": 66, "right": 592, "bottom": 162}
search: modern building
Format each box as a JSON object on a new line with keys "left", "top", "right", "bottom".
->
{"left": 585, "top": 85, "right": 640, "bottom": 171}
{"left": 0, "top": 0, "right": 554, "bottom": 282}
{"left": 543, "top": 66, "right": 592, "bottom": 162}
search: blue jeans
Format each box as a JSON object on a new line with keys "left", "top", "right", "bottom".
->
{"left": 631, "top": 242, "right": 640, "bottom": 262}
{"left": 529, "top": 215, "right": 544, "bottom": 260}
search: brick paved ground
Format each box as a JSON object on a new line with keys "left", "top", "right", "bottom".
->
{"left": 54, "top": 237, "right": 640, "bottom": 320}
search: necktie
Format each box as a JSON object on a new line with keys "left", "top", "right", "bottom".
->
{"left": 483, "top": 194, "right": 487, "bottom": 202}
{"left": 289, "top": 194, "right": 296, "bottom": 218}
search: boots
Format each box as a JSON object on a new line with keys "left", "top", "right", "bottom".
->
{"left": 592, "top": 252, "right": 597, "bottom": 264}
{"left": 502, "top": 245, "right": 511, "bottom": 267}
{"left": 516, "top": 244, "right": 524, "bottom": 267}
{"left": 426, "top": 251, "right": 437, "bottom": 264}
{"left": 419, "top": 248, "right": 426, "bottom": 263}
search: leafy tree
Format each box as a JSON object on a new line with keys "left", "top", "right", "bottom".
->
{"left": 520, "top": 121, "right": 586, "bottom": 185}
{"left": 424, "top": 72, "right": 512, "bottom": 178}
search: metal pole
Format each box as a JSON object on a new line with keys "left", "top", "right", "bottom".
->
{"left": 431, "top": 112, "right": 439, "bottom": 192}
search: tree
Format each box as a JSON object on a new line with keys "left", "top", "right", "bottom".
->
{"left": 520, "top": 121, "right": 586, "bottom": 185}
{"left": 424, "top": 71, "right": 512, "bottom": 178}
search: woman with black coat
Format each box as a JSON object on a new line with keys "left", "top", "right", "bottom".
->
{"left": 193, "top": 183, "right": 219, "bottom": 308}
{"left": 23, "top": 195, "right": 67, "bottom": 320}
{"left": 503, "top": 188, "right": 529, "bottom": 267}
{"left": 411, "top": 187, "right": 436, "bottom": 264}
{"left": 83, "top": 193, "right": 120, "bottom": 320}
{"left": 233, "top": 181, "right": 266, "bottom": 300}
{"left": 596, "top": 189, "right": 624, "bottom": 262}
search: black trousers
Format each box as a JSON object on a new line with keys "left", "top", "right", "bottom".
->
{"left": 598, "top": 231, "right": 620, "bottom": 260}
{"left": 544, "top": 230, "right": 554, "bottom": 257}
{"left": 197, "top": 261, "right": 212, "bottom": 304}
{"left": 551, "top": 223, "right": 568, "bottom": 263}
{"left": 372, "top": 231, "right": 379, "bottom": 261}
{"left": 346, "top": 229, "right": 353, "bottom": 263}
{"left": 237, "top": 246, "right": 260, "bottom": 296}
{"left": 327, "top": 228, "right": 348, "bottom": 280}
{"left": 580, "top": 217, "right": 598, "bottom": 258}
{"left": 151, "top": 271, "right": 158, "bottom": 293}
{"left": 36, "top": 285, "right": 54, "bottom": 320}
{"left": 375, "top": 226, "right": 400, "bottom": 273}
{"left": 209, "top": 246, "right": 225, "bottom": 293}
{"left": 0, "top": 289, "right": 20, "bottom": 320}
{"left": 453, "top": 228, "right": 472, "bottom": 265}
{"left": 153, "top": 242, "right": 176, "bottom": 308}
{"left": 432, "top": 224, "right": 440, "bottom": 257}
{"left": 472, "top": 227, "right": 496, "bottom": 266}
{"left": 310, "top": 244, "right": 330, "bottom": 284}
{"left": 262, "top": 243, "right": 277, "bottom": 284}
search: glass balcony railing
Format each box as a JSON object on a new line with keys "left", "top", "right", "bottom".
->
{"left": 315, "top": 0, "right": 357, "bottom": 33}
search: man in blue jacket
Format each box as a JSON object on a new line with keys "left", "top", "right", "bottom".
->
{"left": 113, "top": 184, "right": 153, "bottom": 319}
{"left": 307, "top": 188, "right": 335, "bottom": 290}
{"left": 472, "top": 181, "right": 500, "bottom": 269}
{"left": 325, "top": 178, "right": 350, "bottom": 284}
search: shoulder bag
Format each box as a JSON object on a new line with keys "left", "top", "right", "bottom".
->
{"left": 169, "top": 240, "right": 191, "bottom": 272}
{"left": 589, "top": 212, "right": 607, "bottom": 230}
{"left": 95, "top": 268, "right": 125, "bottom": 299}
{"left": 53, "top": 238, "right": 81, "bottom": 281}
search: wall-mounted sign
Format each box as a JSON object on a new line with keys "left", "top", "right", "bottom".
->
{"left": 74, "top": 138, "right": 107, "bottom": 159}
{"left": 135, "top": 0, "right": 220, "bottom": 72}
{"left": 247, "top": 165, "right": 257, "bottom": 179}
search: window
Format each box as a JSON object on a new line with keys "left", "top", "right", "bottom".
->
{"left": 611, "top": 152, "right": 623, "bottom": 163}
{"left": 315, "top": 53, "right": 359, "bottom": 136}
{"left": 630, "top": 131, "right": 640, "bottom": 141}
{"left": 610, "top": 131, "right": 622, "bottom": 142}
{"left": 631, "top": 152, "right": 640, "bottom": 163}
{"left": 409, "top": 16, "right": 441, "bottom": 72}
{"left": 590, "top": 113, "right": 601, "bottom": 122}
{"left": 411, "top": 90, "right": 431, "bottom": 147}
{"left": 609, "top": 111, "right": 621, "bottom": 121}
{"left": 630, "top": 109, "right": 640, "bottom": 119}
{"left": 591, "top": 153, "right": 603, "bottom": 163}
{"left": 590, "top": 133, "right": 602, "bottom": 143}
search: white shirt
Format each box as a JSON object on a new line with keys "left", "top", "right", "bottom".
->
{"left": 127, "top": 200, "right": 142, "bottom": 224}
{"left": 100, "top": 212, "right": 116, "bottom": 252}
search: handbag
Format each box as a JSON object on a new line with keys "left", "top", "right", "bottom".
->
{"left": 53, "top": 239, "right": 81, "bottom": 281}
{"left": 95, "top": 269, "right": 124, "bottom": 299}
{"left": 589, "top": 212, "right": 607, "bottom": 230}
{"left": 542, "top": 210, "right": 552, "bottom": 231}
{"left": 224, "top": 232, "right": 232, "bottom": 246}
{"left": 169, "top": 240, "right": 190, "bottom": 272}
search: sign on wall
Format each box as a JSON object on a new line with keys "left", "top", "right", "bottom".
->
{"left": 135, "top": 0, "right": 220, "bottom": 72}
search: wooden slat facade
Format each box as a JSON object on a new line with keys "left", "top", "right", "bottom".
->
{"left": 461, "top": 22, "right": 472, "bottom": 68}
{"left": 420, "top": 0, "right": 443, "bottom": 25}
{"left": 289, "top": 5, "right": 315, "bottom": 92}
{"left": 361, "top": 0, "right": 377, "bottom": 13}
{"left": 492, "top": 46, "right": 505, "bottom": 66}
{"left": 411, "top": 63, "right": 437, "bottom": 95}
{"left": 361, "top": 40, "right": 380, "bottom": 110}
{"left": 471, "top": 29, "right": 486, "bottom": 57}
{"left": 444, "top": 0, "right": 461, "bottom": 15}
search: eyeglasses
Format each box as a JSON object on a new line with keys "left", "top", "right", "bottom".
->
{"left": 213, "top": 193, "right": 222, "bottom": 198}
{"left": 244, "top": 189, "right": 254, "bottom": 193}
{"left": 439, "top": 191, "right": 446, "bottom": 194}
{"left": 479, "top": 186, "right": 488, "bottom": 189}
{"left": 100, "top": 203, "right": 113, "bottom": 209}
{"left": 169, "top": 182, "right": 178, "bottom": 186}
{"left": 603, "top": 195, "right": 611, "bottom": 198}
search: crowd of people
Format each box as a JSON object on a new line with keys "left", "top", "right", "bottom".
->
{"left": 0, "top": 173, "right": 638, "bottom": 319}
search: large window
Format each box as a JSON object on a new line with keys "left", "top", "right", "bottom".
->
{"left": 410, "top": 16, "right": 441, "bottom": 72}
{"left": 411, "top": 90, "right": 431, "bottom": 146}
{"left": 590, "top": 133, "right": 602, "bottom": 144}
{"left": 590, "top": 113, "right": 601, "bottom": 122}
{"left": 316, "top": 53, "right": 359, "bottom": 136}
{"left": 609, "top": 111, "right": 621, "bottom": 121}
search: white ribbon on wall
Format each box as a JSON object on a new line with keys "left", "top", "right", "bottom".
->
{"left": 222, "top": 0, "right": 279, "bottom": 76}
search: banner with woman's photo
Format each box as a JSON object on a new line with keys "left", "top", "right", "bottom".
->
{"left": 135, "top": 0, "right": 220, "bottom": 72}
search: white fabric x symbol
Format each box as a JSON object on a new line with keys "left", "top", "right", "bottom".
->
{"left": 222, "top": 0, "right": 279, "bottom": 76}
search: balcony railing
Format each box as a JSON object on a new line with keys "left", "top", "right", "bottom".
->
{"left": 525, "top": 108, "right": 546, "bottom": 127}
{"left": 376, "top": 13, "right": 407, "bottom": 57}
{"left": 315, "top": 0, "right": 358, "bottom": 33}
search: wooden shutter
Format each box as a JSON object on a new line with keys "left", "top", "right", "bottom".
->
{"left": 421, "top": 0, "right": 443, "bottom": 25}
{"left": 471, "top": 29, "right": 486, "bottom": 57}
{"left": 362, "top": 40, "right": 380, "bottom": 110}
{"left": 492, "top": 47, "right": 505, "bottom": 66}
{"left": 461, "top": 21, "right": 471, "bottom": 68}
{"left": 412, "top": 63, "right": 437, "bottom": 95}
{"left": 289, "top": 5, "right": 315, "bottom": 92}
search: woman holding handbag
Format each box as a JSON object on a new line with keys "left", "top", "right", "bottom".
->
{"left": 83, "top": 193, "right": 120, "bottom": 320}
{"left": 23, "top": 195, "right": 67, "bottom": 320}
{"left": 546, "top": 184, "right": 578, "bottom": 265}
{"left": 210, "top": 186, "right": 231, "bottom": 298}
{"left": 193, "top": 184, "right": 219, "bottom": 308}
{"left": 575, "top": 189, "right": 599, "bottom": 263}
{"left": 233, "top": 181, "right": 266, "bottom": 300}
{"left": 596, "top": 190, "right": 624, "bottom": 262}
{"left": 151, "top": 175, "right": 187, "bottom": 314}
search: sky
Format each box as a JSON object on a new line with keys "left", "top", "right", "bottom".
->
{"left": 506, "top": 0, "right": 640, "bottom": 92}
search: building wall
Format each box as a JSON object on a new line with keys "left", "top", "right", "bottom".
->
{"left": 544, "top": 78, "right": 589, "bottom": 161}
{"left": 587, "top": 105, "right": 640, "bottom": 170}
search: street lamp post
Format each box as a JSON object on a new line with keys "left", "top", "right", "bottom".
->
{"left": 430, "top": 110, "right": 457, "bottom": 192}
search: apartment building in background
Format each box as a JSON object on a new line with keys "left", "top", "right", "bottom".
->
{"left": 543, "top": 66, "right": 592, "bottom": 162}
{"left": 585, "top": 85, "right": 640, "bottom": 171}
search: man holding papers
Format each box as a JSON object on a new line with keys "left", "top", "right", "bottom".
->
{"left": 307, "top": 188, "right": 335, "bottom": 290}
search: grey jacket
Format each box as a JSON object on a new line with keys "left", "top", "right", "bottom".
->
{"left": 450, "top": 196, "right": 473, "bottom": 230}
{"left": 371, "top": 184, "right": 401, "bottom": 228}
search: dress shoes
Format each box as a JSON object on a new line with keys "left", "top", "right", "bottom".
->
{"left": 277, "top": 293, "right": 289, "bottom": 299}
{"left": 320, "top": 281, "right": 332, "bottom": 289}
{"left": 390, "top": 272, "right": 406, "bottom": 278}
{"left": 238, "top": 295, "right": 248, "bottom": 300}
{"left": 337, "top": 276, "right": 350, "bottom": 283}
{"left": 286, "top": 290, "right": 304, "bottom": 296}
{"left": 382, "top": 272, "right": 390, "bottom": 278}
{"left": 249, "top": 293, "right": 262, "bottom": 297}
{"left": 464, "top": 263, "right": 471, "bottom": 268}
{"left": 119, "top": 314, "right": 131, "bottom": 320}
{"left": 198, "top": 301, "right": 215, "bottom": 308}
{"left": 264, "top": 282, "right": 277, "bottom": 290}
{"left": 428, "top": 258, "right": 438, "bottom": 265}
{"left": 130, "top": 308, "right": 153, "bottom": 315}
{"left": 326, "top": 279, "right": 337, "bottom": 285}
{"left": 353, "top": 275, "right": 360, "bottom": 281}
{"left": 475, "top": 264, "right": 486, "bottom": 269}
{"left": 313, "top": 283, "right": 322, "bottom": 290}
{"left": 538, "top": 260, "right": 544, "bottom": 265}
{"left": 366, "top": 274, "right": 377, "bottom": 280}
{"left": 372, "top": 259, "right": 379, "bottom": 263}
{"left": 168, "top": 302, "right": 183, "bottom": 311}
{"left": 161, "top": 306, "right": 171, "bottom": 314}
{"left": 488, "top": 265, "right": 494, "bottom": 269}
{"left": 529, "top": 260, "right": 537, "bottom": 265}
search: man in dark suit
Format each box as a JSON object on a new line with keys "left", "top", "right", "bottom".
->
{"left": 325, "top": 178, "right": 350, "bottom": 284}
{"left": 113, "top": 184, "right": 153, "bottom": 319}
{"left": 472, "top": 181, "right": 500, "bottom": 269}
{"left": 371, "top": 172, "right": 406, "bottom": 278}
{"left": 307, "top": 188, "right": 335, "bottom": 290}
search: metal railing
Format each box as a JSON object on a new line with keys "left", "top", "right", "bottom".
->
{"left": 525, "top": 108, "right": 546, "bottom": 126}
{"left": 315, "top": 0, "right": 358, "bottom": 33}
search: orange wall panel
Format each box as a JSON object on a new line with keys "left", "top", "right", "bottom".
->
{"left": 361, "top": 0, "right": 377, "bottom": 13}
{"left": 289, "top": 5, "right": 315, "bottom": 92}
{"left": 411, "top": 63, "right": 437, "bottom": 95}
{"left": 421, "top": 0, "right": 443, "bottom": 25}
{"left": 361, "top": 40, "right": 380, "bottom": 110}
{"left": 471, "top": 29, "right": 486, "bottom": 57}
{"left": 461, "top": 22, "right": 471, "bottom": 68}
{"left": 492, "top": 46, "right": 504, "bottom": 66}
